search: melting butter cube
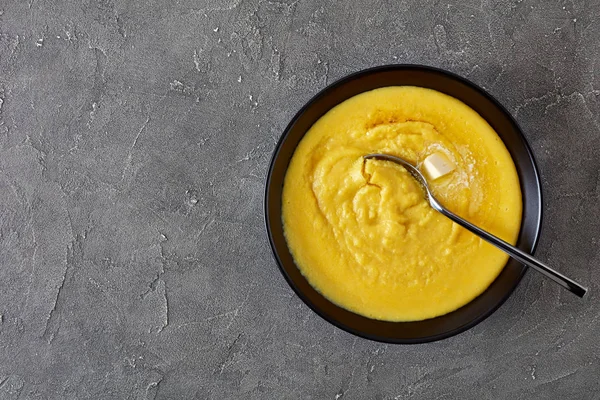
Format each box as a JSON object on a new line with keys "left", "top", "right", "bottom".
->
{"left": 422, "top": 152, "right": 455, "bottom": 180}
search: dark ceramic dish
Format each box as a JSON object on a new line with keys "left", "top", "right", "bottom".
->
{"left": 264, "top": 65, "right": 542, "bottom": 344}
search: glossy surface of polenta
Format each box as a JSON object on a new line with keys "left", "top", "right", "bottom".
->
{"left": 282, "top": 86, "right": 522, "bottom": 321}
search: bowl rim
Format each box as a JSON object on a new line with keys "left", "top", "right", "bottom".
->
{"left": 264, "top": 64, "right": 543, "bottom": 343}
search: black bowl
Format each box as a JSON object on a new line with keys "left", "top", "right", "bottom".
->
{"left": 264, "top": 65, "right": 542, "bottom": 344}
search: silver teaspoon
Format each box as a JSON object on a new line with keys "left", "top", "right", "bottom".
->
{"left": 364, "top": 153, "right": 587, "bottom": 298}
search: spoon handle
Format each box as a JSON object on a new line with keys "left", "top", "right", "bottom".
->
{"left": 435, "top": 204, "right": 588, "bottom": 298}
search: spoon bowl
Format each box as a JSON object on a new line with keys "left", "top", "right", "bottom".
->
{"left": 266, "top": 64, "right": 546, "bottom": 343}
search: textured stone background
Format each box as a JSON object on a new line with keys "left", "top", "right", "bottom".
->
{"left": 0, "top": 0, "right": 599, "bottom": 398}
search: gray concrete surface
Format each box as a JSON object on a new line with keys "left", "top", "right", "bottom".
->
{"left": 0, "top": 0, "right": 599, "bottom": 398}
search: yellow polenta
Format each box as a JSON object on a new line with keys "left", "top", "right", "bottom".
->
{"left": 282, "top": 86, "right": 522, "bottom": 322}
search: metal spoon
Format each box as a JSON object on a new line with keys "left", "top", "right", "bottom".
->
{"left": 364, "top": 153, "right": 587, "bottom": 298}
